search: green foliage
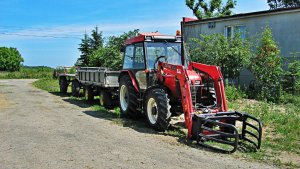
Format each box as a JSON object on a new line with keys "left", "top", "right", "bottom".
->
{"left": 89, "top": 47, "right": 122, "bottom": 70}
{"left": 267, "top": 0, "right": 300, "bottom": 9}
{"left": 186, "top": 0, "right": 236, "bottom": 19}
{"left": 0, "top": 47, "right": 24, "bottom": 72}
{"left": 189, "top": 33, "right": 251, "bottom": 79}
{"left": 77, "top": 28, "right": 139, "bottom": 70}
{"left": 90, "top": 26, "right": 104, "bottom": 50}
{"left": 77, "top": 33, "right": 92, "bottom": 66}
{"left": 32, "top": 78, "right": 60, "bottom": 92}
{"left": 248, "top": 27, "right": 283, "bottom": 102}
{"left": 0, "top": 66, "right": 53, "bottom": 79}
{"left": 282, "top": 59, "right": 300, "bottom": 95}
{"left": 225, "top": 85, "right": 246, "bottom": 101}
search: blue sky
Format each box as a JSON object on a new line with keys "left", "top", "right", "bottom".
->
{"left": 0, "top": 0, "right": 269, "bottom": 68}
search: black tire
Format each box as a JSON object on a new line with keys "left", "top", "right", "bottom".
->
{"left": 99, "top": 90, "right": 113, "bottom": 109}
{"left": 59, "top": 76, "right": 68, "bottom": 93}
{"left": 144, "top": 88, "right": 171, "bottom": 131}
{"left": 84, "top": 86, "right": 94, "bottom": 101}
{"left": 119, "top": 75, "right": 140, "bottom": 117}
{"left": 71, "top": 80, "right": 81, "bottom": 97}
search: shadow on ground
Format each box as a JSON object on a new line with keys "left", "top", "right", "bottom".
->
{"left": 51, "top": 92, "right": 258, "bottom": 154}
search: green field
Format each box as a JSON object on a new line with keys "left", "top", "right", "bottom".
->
{"left": 0, "top": 66, "right": 53, "bottom": 79}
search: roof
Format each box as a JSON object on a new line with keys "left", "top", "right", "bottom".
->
{"left": 125, "top": 32, "right": 181, "bottom": 45}
{"left": 183, "top": 6, "right": 300, "bottom": 24}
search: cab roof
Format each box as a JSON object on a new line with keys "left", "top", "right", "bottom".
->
{"left": 125, "top": 32, "right": 181, "bottom": 45}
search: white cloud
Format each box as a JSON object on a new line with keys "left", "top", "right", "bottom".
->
{"left": 0, "top": 20, "right": 180, "bottom": 40}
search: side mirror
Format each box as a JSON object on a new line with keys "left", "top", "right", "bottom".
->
{"left": 120, "top": 45, "right": 125, "bottom": 52}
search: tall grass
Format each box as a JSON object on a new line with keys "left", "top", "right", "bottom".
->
{"left": 0, "top": 66, "right": 53, "bottom": 79}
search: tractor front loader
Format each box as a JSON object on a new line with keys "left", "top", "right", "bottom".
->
{"left": 156, "top": 61, "right": 262, "bottom": 153}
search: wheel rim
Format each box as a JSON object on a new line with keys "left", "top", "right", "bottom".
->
{"left": 147, "top": 98, "right": 158, "bottom": 124}
{"left": 120, "top": 85, "right": 128, "bottom": 111}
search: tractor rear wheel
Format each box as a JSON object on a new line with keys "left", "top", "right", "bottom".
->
{"left": 99, "top": 90, "right": 113, "bottom": 109}
{"left": 59, "top": 77, "right": 68, "bottom": 93}
{"left": 71, "top": 80, "right": 81, "bottom": 97}
{"left": 119, "top": 75, "right": 140, "bottom": 118}
{"left": 144, "top": 88, "right": 171, "bottom": 131}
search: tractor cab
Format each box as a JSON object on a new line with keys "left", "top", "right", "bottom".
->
{"left": 121, "top": 32, "right": 186, "bottom": 90}
{"left": 123, "top": 32, "right": 183, "bottom": 70}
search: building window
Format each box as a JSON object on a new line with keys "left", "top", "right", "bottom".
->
{"left": 208, "top": 22, "right": 216, "bottom": 29}
{"left": 224, "top": 25, "right": 246, "bottom": 39}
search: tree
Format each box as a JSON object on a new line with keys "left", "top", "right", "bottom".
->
{"left": 84, "top": 29, "right": 139, "bottom": 70}
{"left": 188, "top": 33, "right": 251, "bottom": 80}
{"left": 107, "top": 29, "right": 139, "bottom": 49}
{"left": 0, "top": 47, "right": 24, "bottom": 71}
{"left": 267, "top": 0, "right": 300, "bottom": 9}
{"left": 90, "top": 26, "right": 104, "bottom": 50}
{"left": 248, "top": 26, "right": 283, "bottom": 102}
{"left": 186, "top": 0, "right": 236, "bottom": 19}
{"left": 77, "top": 33, "right": 92, "bottom": 66}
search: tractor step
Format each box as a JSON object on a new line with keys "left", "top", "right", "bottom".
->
{"left": 192, "top": 111, "right": 262, "bottom": 153}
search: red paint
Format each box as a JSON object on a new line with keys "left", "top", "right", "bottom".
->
{"left": 120, "top": 70, "right": 139, "bottom": 92}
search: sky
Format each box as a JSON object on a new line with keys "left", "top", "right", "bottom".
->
{"left": 0, "top": 0, "right": 269, "bottom": 68}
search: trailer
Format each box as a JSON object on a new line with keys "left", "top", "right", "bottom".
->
{"left": 58, "top": 67, "right": 119, "bottom": 109}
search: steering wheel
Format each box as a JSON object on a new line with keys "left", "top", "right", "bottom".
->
{"left": 153, "top": 55, "right": 167, "bottom": 72}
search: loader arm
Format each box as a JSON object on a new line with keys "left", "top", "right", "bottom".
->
{"left": 157, "top": 61, "right": 262, "bottom": 153}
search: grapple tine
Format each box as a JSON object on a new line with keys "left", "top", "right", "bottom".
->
{"left": 192, "top": 111, "right": 263, "bottom": 153}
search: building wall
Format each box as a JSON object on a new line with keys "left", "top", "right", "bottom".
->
{"left": 183, "top": 10, "right": 300, "bottom": 85}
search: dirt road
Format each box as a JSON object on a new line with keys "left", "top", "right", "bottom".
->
{"left": 0, "top": 79, "right": 276, "bottom": 169}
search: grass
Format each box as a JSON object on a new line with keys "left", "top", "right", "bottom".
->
{"left": 0, "top": 66, "right": 53, "bottom": 79}
{"left": 33, "top": 78, "right": 299, "bottom": 168}
{"left": 32, "top": 78, "right": 60, "bottom": 92}
{"left": 228, "top": 98, "right": 300, "bottom": 168}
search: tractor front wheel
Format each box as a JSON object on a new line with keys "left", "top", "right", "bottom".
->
{"left": 144, "top": 88, "right": 171, "bottom": 131}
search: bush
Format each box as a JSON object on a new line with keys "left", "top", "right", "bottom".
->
{"left": 248, "top": 27, "right": 283, "bottom": 102}
{"left": 0, "top": 47, "right": 24, "bottom": 71}
{"left": 225, "top": 85, "right": 246, "bottom": 101}
{"left": 189, "top": 33, "right": 251, "bottom": 80}
{"left": 89, "top": 47, "right": 122, "bottom": 70}
{"left": 282, "top": 59, "right": 300, "bottom": 95}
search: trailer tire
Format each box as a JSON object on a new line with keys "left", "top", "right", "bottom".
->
{"left": 144, "top": 88, "right": 171, "bottom": 131}
{"left": 59, "top": 76, "right": 68, "bottom": 93}
{"left": 71, "top": 80, "right": 81, "bottom": 97}
{"left": 99, "top": 90, "right": 113, "bottom": 109}
{"left": 119, "top": 75, "right": 140, "bottom": 118}
{"left": 84, "top": 86, "right": 94, "bottom": 102}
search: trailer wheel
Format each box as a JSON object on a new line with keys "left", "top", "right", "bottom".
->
{"left": 84, "top": 86, "right": 94, "bottom": 101}
{"left": 119, "top": 75, "right": 140, "bottom": 117}
{"left": 99, "top": 90, "right": 113, "bottom": 109}
{"left": 144, "top": 88, "right": 171, "bottom": 131}
{"left": 59, "top": 76, "right": 68, "bottom": 93}
{"left": 71, "top": 80, "right": 81, "bottom": 97}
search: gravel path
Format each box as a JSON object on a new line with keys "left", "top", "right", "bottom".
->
{"left": 0, "top": 79, "right": 276, "bottom": 169}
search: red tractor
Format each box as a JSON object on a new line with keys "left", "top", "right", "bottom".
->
{"left": 118, "top": 31, "right": 262, "bottom": 153}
